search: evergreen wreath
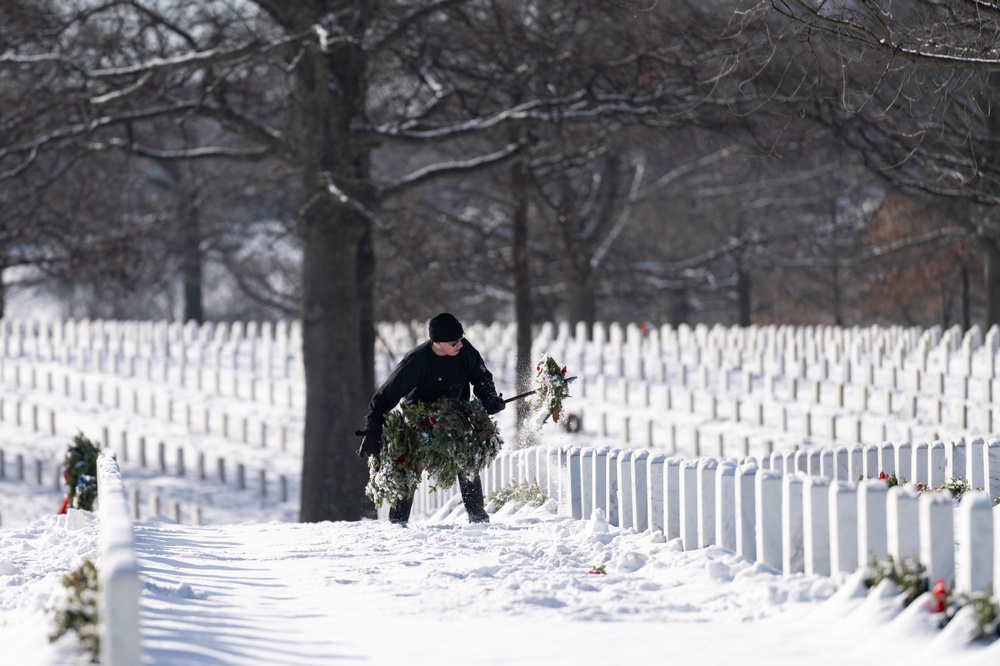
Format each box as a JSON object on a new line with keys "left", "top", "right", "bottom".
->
{"left": 49, "top": 559, "right": 100, "bottom": 660}
{"left": 534, "top": 354, "right": 571, "bottom": 425}
{"left": 366, "top": 397, "right": 503, "bottom": 507}
{"left": 60, "top": 432, "right": 101, "bottom": 513}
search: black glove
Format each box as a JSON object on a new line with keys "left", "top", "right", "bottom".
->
{"left": 482, "top": 393, "right": 505, "bottom": 415}
{"left": 358, "top": 433, "right": 382, "bottom": 459}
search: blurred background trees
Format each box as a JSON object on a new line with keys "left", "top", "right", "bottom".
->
{"left": 3, "top": 0, "right": 992, "bottom": 331}
{"left": 2, "top": 0, "right": 998, "bottom": 519}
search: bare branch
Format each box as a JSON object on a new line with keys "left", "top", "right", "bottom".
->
{"left": 771, "top": 0, "right": 1000, "bottom": 70}
{"left": 379, "top": 138, "right": 535, "bottom": 198}
{"left": 370, "top": 0, "right": 471, "bottom": 52}
{"left": 0, "top": 102, "right": 201, "bottom": 169}
{"left": 772, "top": 226, "right": 970, "bottom": 267}
{"left": 127, "top": 143, "right": 273, "bottom": 161}
{"left": 90, "top": 70, "right": 155, "bottom": 105}
{"left": 355, "top": 89, "right": 701, "bottom": 142}
{"left": 0, "top": 30, "right": 313, "bottom": 80}
{"left": 323, "top": 175, "right": 390, "bottom": 232}
{"left": 591, "top": 157, "right": 646, "bottom": 270}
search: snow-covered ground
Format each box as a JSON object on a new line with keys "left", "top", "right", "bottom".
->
{"left": 4, "top": 488, "right": 1000, "bottom": 666}
{"left": 0, "top": 320, "right": 997, "bottom": 665}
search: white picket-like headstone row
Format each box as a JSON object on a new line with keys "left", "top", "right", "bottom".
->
{"left": 5, "top": 317, "right": 1000, "bottom": 580}
{"left": 465, "top": 441, "right": 1000, "bottom": 594}
{"left": 6, "top": 317, "right": 1000, "bottom": 456}
{"left": 96, "top": 451, "right": 140, "bottom": 666}
{"left": 0, "top": 319, "right": 306, "bottom": 524}
{"left": 396, "top": 319, "right": 1000, "bottom": 596}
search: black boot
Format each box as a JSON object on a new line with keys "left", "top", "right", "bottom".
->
{"left": 458, "top": 473, "right": 489, "bottom": 524}
{"left": 389, "top": 495, "right": 414, "bottom": 526}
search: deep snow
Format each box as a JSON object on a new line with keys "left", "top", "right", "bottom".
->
{"left": 3, "top": 472, "right": 1000, "bottom": 665}
{"left": 0, "top": 321, "right": 997, "bottom": 664}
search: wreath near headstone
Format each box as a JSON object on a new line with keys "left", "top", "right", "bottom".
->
{"left": 366, "top": 397, "right": 503, "bottom": 507}
{"left": 58, "top": 432, "right": 101, "bottom": 514}
{"left": 534, "top": 354, "right": 572, "bottom": 425}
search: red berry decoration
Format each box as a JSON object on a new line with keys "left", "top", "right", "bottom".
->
{"left": 930, "top": 579, "right": 947, "bottom": 613}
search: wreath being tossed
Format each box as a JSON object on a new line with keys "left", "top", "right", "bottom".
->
{"left": 534, "top": 354, "right": 571, "bottom": 425}
{"left": 366, "top": 397, "right": 503, "bottom": 507}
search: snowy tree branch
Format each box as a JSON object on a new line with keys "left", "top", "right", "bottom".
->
{"left": 0, "top": 30, "right": 313, "bottom": 80}
{"left": 355, "top": 90, "right": 710, "bottom": 142}
{"left": 370, "top": 0, "right": 471, "bottom": 51}
{"left": 0, "top": 102, "right": 201, "bottom": 168}
{"left": 379, "top": 138, "right": 534, "bottom": 198}
{"left": 771, "top": 0, "right": 1000, "bottom": 70}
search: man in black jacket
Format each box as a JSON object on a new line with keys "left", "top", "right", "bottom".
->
{"left": 358, "top": 312, "right": 505, "bottom": 525}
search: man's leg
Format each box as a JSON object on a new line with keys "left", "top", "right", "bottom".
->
{"left": 458, "top": 472, "right": 489, "bottom": 523}
{"left": 389, "top": 495, "right": 414, "bottom": 525}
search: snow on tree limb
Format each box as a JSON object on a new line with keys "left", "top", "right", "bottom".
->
{"left": 0, "top": 30, "right": 314, "bottom": 80}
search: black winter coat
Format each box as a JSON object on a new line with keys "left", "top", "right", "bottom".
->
{"left": 363, "top": 339, "right": 500, "bottom": 438}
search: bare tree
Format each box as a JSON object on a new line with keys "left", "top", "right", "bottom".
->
{"left": 3, "top": 0, "right": 710, "bottom": 520}
{"left": 735, "top": 0, "right": 1000, "bottom": 326}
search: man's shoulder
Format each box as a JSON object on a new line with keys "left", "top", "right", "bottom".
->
{"left": 458, "top": 340, "right": 485, "bottom": 366}
{"left": 400, "top": 341, "right": 433, "bottom": 363}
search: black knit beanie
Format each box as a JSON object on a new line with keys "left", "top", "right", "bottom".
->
{"left": 428, "top": 312, "right": 464, "bottom": 342}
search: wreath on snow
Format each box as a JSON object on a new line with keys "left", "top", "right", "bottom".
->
{"left": 534, "top": 354, "right": 571, "bottom": 425}
{"left": 366, "top": 397, "right": 503, "bottom": 507}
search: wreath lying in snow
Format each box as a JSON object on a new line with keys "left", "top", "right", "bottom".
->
{"left": 366, "top": 398, "right": 503, "bottom": 507}
{"left": 534, "top": 354, "right": 571, "bottom": 425}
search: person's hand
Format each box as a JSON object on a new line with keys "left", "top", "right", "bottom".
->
{"left": 483, "top": 393, "right": 505, "bottom": 415}
{"left": 358, "top": 433, "right": 382, "bottom": 459}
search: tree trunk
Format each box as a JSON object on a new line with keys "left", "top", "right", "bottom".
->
{"left": 512, "top": 160, "right": 534, "bottom": 447}
{"left": 180, "top": 200, "right": 203, "bottom": 324}
{"left": 564, "top": 268, "right": 596, "bottom": 334}
{"left": 295, "top": 11, "right": 373, "bottom": 522}
{"left": 358, "top": 227, "right": 376, "bottom": 400}
{"left": 831, "top": 264, "right": 842, "bottom": 327}
{"left": 670, "top": 287, "right": 691, "bottom": 326}
{"left": 960, "top": 263, "right": 971, "bottom": 332}
{"left": 984, "top": 239, "right": 1000, "bottom": 330}
{"left": 299, "top": 195, "right": 371, "bottom": 521}
{"left": 737, "top": 265, "right": 751, "bottom": 327}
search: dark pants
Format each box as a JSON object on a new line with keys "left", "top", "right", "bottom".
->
{"left": 389, "top": 472, "right": 488, "bottom": 524}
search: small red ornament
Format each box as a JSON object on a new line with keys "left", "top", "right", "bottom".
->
{"left": 930, "top": 579, "right": 948, "bottom": 612}
{"left": 396, "top": 455, "right": 406, "bottom": 467}
{"left": 878, "top": 471, "right": 887, "bottom": 480}
{"left": 561, "top": 365, "right": 567, "bottom": 375}
{"left": 58, "top": 496, "right": 69, "bottom": 515}
{"left": 915, "top": 483, "right": 924, "bottom": 491}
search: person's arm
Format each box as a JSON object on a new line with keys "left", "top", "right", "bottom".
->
{"left": 364, "top": 351, "right": 423, "bottom": 438}
{"left": 464, "top": 342, "right": 505, "bottom": 414}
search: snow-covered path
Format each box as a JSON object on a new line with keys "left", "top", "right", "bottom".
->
{"left": 130, "top": 503, "right": 862, "bottom": 666}
{"left": 5, "top": 498, "right": 1000, "bottom": 665}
